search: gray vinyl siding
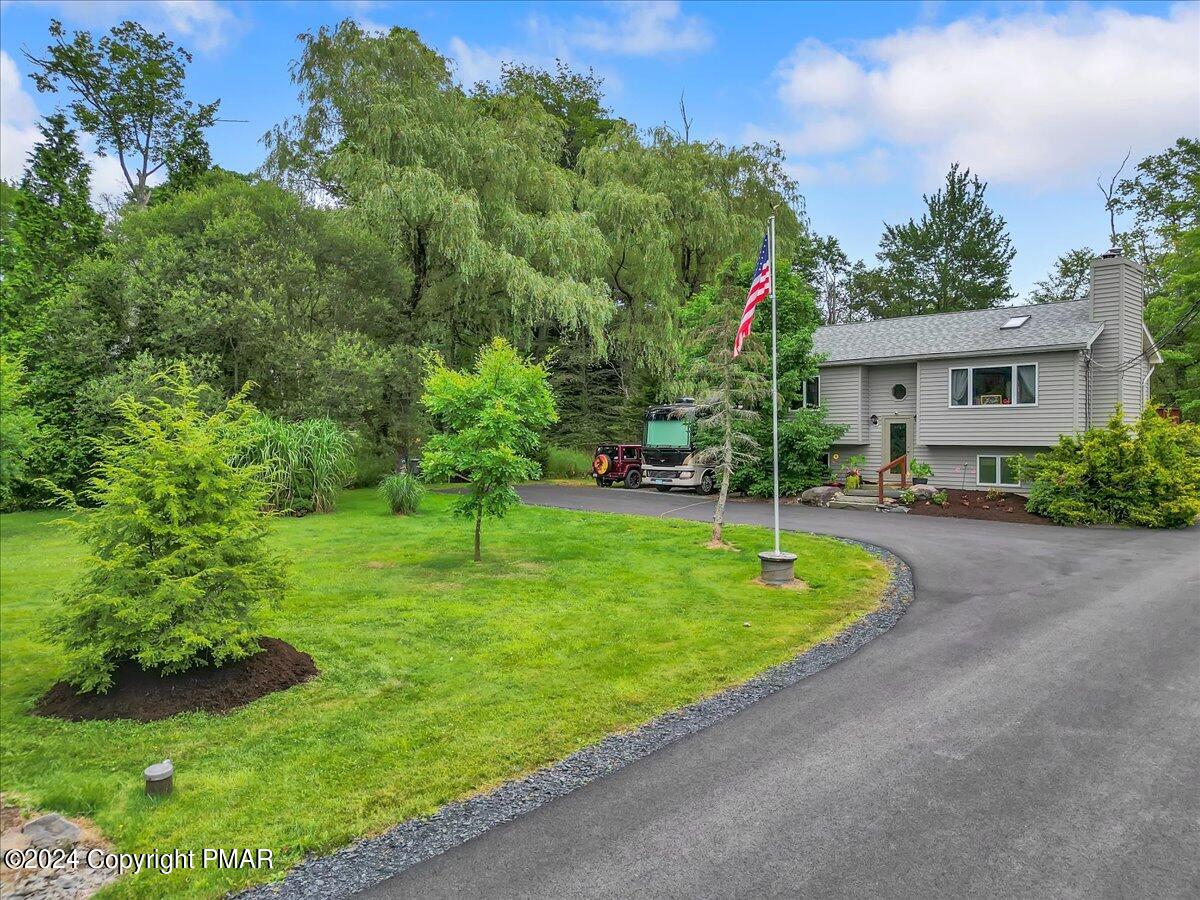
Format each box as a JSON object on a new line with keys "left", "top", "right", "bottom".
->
{"left": 917, "top": 351, "right": 1081, "bottom": 447}
{"left": 1088, "top": 255, "right": 1148, "bottom": 424}
{"left": 819, "top": 366, "right": 865, "bottom": 443}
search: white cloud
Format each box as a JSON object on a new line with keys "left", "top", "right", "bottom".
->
{"left": 448, "top": 37, "right": 508, "bottom": 87}
{"left": 769, "top": 3, "right": 1200, "bottom": 187}
{"left": 7, "top": 1, "right": 247, "bottom": 54}
{"left": 1, "top": 51, "right": 42, "bottom": 184}
{"left": 0, "top": 50, "right": 151, "bottom": 203}
{"left": 572, "top": 1, "right": 712, "bottom": 56}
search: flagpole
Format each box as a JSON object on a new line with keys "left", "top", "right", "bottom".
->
{"left": 769, "top": 213, "right": 780, "bottom": 555}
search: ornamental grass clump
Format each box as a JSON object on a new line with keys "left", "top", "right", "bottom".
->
{"left": 48, "top": 365, "right": 286, "bottom": 694}
{"left": 1023, "top": 407, "right": 1200, "bottom": 528}
{"left": 239, "top": 416, "right": 356, "bottom": 514}
{"left": 379, "top": 472, "right": 423, "bottom": 515}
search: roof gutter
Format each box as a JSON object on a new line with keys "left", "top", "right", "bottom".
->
{"left": 817, "top": 336, "right": 1103, "bottom": 368}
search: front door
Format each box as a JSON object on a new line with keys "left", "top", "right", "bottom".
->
{"left": 882, "top": 417, "right": 914, "bottom": 481}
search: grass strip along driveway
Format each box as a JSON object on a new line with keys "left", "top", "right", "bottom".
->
{"left": 0, "top": 489, "right": 888, "bottom": 898}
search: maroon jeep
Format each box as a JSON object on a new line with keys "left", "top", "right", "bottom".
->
{"left": 593, "top": 444, "right": 643, "bottom": 488}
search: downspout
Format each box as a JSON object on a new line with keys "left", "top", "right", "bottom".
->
{"left": 1083, "top": 349, "right": 1092, "bottom": 429}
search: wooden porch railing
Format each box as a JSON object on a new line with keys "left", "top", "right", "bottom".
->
{"left": 876, "top": 454, "right": 908, "bottom": 504}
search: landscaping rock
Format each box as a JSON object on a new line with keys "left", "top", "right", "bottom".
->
{"left": 22, "top": 814, "right": 78, "bottom": 850}
{"left": 0, "top": 829, "right": 30, "bottom": 852}
{"left": 910, "top": 484, "right": 938, "bottom": 500}
{"left": 800, "top": 485, "right": 841, "bottom": 507}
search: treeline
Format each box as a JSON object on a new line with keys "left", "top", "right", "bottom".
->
{"left": 2, "top": 18, "right": 1196, "bottom": 511}
{"left": 1, "top": 20, "right": 813, "bottom": 508}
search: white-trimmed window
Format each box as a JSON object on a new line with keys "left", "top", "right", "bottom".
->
{"left": 977, "top": 454, "right": 1022, "bottom": 487}
{"left": 949, "top": 364, "right": 1037, "bottom": 407}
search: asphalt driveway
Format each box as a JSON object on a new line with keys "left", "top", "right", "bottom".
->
{"left": 363, "top": 485, "right": 1200, "bottom": 899}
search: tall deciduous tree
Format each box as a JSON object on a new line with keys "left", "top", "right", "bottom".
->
{"left": 797, "top": 233, "right": 865, "bottom": 325}
{"left": 420, "top": 338, "right": 557, "bottom": 561}
{"left": 0, "top": 114, "right": 102, "bottom": 350}
{"left": 24, "top": 19, "right": 219, "bottom": 206}
{"left": 1145, "top": 216, "right": 1200, "bottom": 421}
{"left": 1029, "top": 247, "right": 1095, "bottom": 304}
{"left": 475, "top": 61, "right": 621, "bottom": 170}
{"left": 1112, "top": 137, "right": 1200, "bottom": 294}
{"left": 875, "top": 164, "right": 1015, "bottom": 316}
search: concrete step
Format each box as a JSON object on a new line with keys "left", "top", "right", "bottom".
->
{"left": 828, "top": 496, "right": 887, "bottom": 510}
{"left": 846, "top": 486, "right": 905, "bottom": 499}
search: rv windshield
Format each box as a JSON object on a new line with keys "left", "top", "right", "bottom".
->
{"left": 644, "top": 419, "right": 690, "bottom": 448}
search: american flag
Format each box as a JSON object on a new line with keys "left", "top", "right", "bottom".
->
{"left": 733, "top": 233, "right": 771, "bottom": 357}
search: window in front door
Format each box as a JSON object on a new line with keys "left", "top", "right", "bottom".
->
{"left": 888, "top": 421, "right": 907, "bottom": 462}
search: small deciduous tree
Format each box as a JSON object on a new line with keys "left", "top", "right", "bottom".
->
{"left": 420, "top": 338, "right": 557, "bottom": 561}
{"left": 48, "top": 365, "right": 285, "bottom": 693}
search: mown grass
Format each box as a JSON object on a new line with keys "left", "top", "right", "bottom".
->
{"left": 0, "top": 489, "right": 887, "bottom": 897}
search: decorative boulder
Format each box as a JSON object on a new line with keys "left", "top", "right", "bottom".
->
{"left": 801, "top": 485, "right": 842, "bottom": 507}
{"left": 911, "top": 484, "right": 938, "bottom": 500}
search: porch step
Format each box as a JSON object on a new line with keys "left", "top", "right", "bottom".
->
{"left": 845, "top": 487, "right": 905, "bottom": 499}
{"left": 828, "top": 496, "right": 889, "bottom": 510}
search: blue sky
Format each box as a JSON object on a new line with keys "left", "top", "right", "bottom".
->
{"left": 2, "top": 1, "right": 1197, "bottom": 299}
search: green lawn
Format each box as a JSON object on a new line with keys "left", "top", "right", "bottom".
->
{"left": 0, "top": 489, "right": 887, "bottom": 897}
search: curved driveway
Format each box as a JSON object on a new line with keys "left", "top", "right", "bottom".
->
{"left": 364, "top": 485, "right": 1200, "bottom": 899}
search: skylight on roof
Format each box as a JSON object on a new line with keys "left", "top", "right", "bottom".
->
{"left": 1000, "top": 315, "right": 1031, "bottom": 329}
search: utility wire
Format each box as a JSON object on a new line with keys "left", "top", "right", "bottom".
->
{"left": 1087, "top": 295, "right": 1200, "bottom": 373}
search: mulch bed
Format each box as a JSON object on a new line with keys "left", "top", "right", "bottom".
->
{"left": 906, "top": 488, "right": 1051, "bottom": 525}
{"left": 35, "top": 638, "right": 318, "bottom": 723}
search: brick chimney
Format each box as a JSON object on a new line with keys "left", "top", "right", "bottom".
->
{"left": 1087, "top": 249, "right": 1150, "bottom": 425}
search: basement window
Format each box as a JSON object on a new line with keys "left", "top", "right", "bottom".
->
{"left": 977, "top": 454, "right": 1022, "bottom": 488}
{"left": 1000, "top": 315, "right": 1031, "bottom": 329}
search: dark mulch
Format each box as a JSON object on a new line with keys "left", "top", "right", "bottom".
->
{"left": 906, "top": 488, "right": 1051, "bottom": 525}
{"left": 35, "top": 638, "right": 318, "bottom": 723}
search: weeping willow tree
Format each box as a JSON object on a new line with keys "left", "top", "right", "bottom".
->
{"left": 555, "top": 125, "right": 807, "bottom": 447}
{"left": 265, "top": 21, "right": 614, "bottom": 461}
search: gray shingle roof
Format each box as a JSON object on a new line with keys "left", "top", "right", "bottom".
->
{"left": 813, "top": 300, "right": 1103, "bottom": 365}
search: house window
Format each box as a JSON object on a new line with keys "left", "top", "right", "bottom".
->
{"left": 891, "top": 383, "right": 907, "bottom": 400}
{"left": 977, "top": 454, "right": 1022, "bottom": 487}
{"left": 949, "top": 364, "right": 1037, "bottom": 406}
{"left": 800, "top": 376, "right": 820, "bottom": 408}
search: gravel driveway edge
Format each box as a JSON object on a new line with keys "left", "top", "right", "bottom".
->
{"left": 238, "top": 540, "right": 913, "bottom": 900}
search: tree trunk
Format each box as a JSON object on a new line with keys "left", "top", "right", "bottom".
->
{"left": 712, "top": 373, "right": 733, "bottom": 544}
{"left": 474, "top": 508, "right": 482, "bottom": 562}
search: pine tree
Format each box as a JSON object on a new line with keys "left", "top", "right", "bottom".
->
{"left": 876, "top": 164, "right": 1015, "bottom": 316}
{"left": 1, "top": 113, "right": 102, "bottom": 350}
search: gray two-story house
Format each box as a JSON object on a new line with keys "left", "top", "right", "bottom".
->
{"left": 809, "top": 250, "right": 1160, "bottom": 492}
